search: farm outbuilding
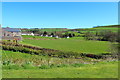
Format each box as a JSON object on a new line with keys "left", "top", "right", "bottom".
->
{"left": 2, "top": 27, "right": 22, "bottom": 41}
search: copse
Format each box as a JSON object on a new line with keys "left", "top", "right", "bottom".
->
{"left": 101, "top": 31, "right": 118, "bottom": 42}
{"left": 84, "top": 32, "right": 96, "bottom": 40}
{"left": 84, "top": 31, "right": 118, "bottom": 42}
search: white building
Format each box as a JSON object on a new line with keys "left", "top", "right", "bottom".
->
{"left": 67, "top": 36, "right": 70, "bottom": 38}
{"left": 22, "top": 33, "right": 34, "bottom": 36}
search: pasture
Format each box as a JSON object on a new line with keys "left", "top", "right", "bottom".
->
{"left": 92, "top": 27, "right": 119, "bottom": 32}
{"left": 22, "top": 37, "right": 111, "bottom": 54}
{"left": 40, "top": 28, "right": 68, "bottom": 32}
{"left": 77, "top": 27, "right": 119, "bottom": 34}
{"left": 2, "top": 26, "right": 119, "bottom": 78}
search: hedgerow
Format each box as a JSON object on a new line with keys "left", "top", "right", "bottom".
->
{"left": 1, "top": 41, "right": 104, "bottom": 59}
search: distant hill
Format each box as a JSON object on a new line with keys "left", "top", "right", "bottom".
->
{"left": 69, "top": 25, "right": 119, "bottom": 32}
{"left": 93, "top": 25, "right": 120, "bottom": 28}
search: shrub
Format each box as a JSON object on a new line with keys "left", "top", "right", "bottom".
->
{"left": 22, "top": 62, "right": 36, "bottom": 69}
{"left": 2, "top": 45, "right": 42, "bottom": 56}
{"left": 39, "top": 65, "right": 51, "bottom": 69}
{"left": 56, "top": 64, "right": 69, "bottom": 68}
{"left": 72, "top": 63, "right": 85, "bottom": 67}
{"left": 2, "top": 61, "right": 12, "bottom": 65}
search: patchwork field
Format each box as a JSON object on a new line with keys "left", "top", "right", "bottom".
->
{"left": 2, "top": 26, "right": 119, "bottom": 78}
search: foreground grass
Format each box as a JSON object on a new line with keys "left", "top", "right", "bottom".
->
{"left": 3, "top": 61, "right": 118, "bottom": 78}
{"left": 2, "top": 50, "right": 118, "bottom": 78}
{"left": 22, "top": 38, "right": 111, "bottom": 54}
{"left": 2, "top": 50, "right": 94, "bottom": 66}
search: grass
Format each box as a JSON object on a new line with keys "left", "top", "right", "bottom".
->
{"left": 21, "top": 38, "right": 111, "bottom": 54}
{"left": 2, "top": 26, "right": 119, "bottom": 78}
{"left": 22, "top": 28, "right": 69, "bottom": 33}
{"left": 2, "top": 49, "right": 118, "bottom": 78}
{"left": 22, "top": 35, "right": 56, "bottom": 39}
{"left": 40, "top": 28, "right": 68, "bottom": 32}
{"left": 77, "top": 27, "right": 119, "bottom": 34}
{"left": 2, "top": 50, "right": 94, "bottom": 66}
{"left": 93, "top": 27, "right": 119, "bottom": 32}
{"left": 2, "top": 61, "right": 118, "bottom": 78}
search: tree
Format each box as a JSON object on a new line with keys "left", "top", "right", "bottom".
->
{"left": 51, "top": 33, "right": 54, "bottom": 36}
{"left": 84, "top": 32, "right": 96, "bottom": 40}
{"left": 68, "top": 33, "right": 73, "bottom": 37}
{"left": 43, "top": 31, "right": 48, "bottom": 36}
{"left": 73, "top": 33, "right": 75, "bottom": 37}
{"left": 109, "top": 44, "right": 118, "bottom": 59}
{"left": 101, "top": 31, "right": 117, "bottom": 42}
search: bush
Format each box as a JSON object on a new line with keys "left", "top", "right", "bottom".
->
{"left": 72, "top": 63, "right": 85, "bottom": 67}
{"left": 56, "top": 64, "right": 69, "bottom": 68}
{"left": 39, "top": 65, "right": 51, "bottom": 69}
{"left": 3, "top": 61, "right": 12, "bottom": 65}
{"left": 22, "top": 62, "right": 36, "bottom": 69}
{"left": 2, "top": 45, "right": 42, "bottom": 56}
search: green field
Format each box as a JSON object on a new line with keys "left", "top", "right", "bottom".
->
{"left": 77, "top": 27, "right": 119, "bottom": 34}
{"left": 2, "top": 50, "right": 118, "bottom": 78}
{"left": 22, "top": 38, "right": 111, "bottom": 54}
{"left": 3, "top": 61, "right": 118, "bottom": 78}
{"left": 2, "top": 26, "right": 119, "bottom": 78}
{"left": 93, "top": 27, "right": 119, "bottom": 32}
{"left": 40, "top": 28, "right": 68, "bottom": 32}
{"left": 22, "top": 28, "right": 69, "bottom": 33}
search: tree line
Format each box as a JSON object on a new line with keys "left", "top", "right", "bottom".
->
{"left": 84, "top": 30, "right": 119, "bottom": 42}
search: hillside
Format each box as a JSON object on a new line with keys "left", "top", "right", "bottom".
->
{"left": 2, "top": 24, "right": 119, "bottom": 78}
{"left": 93, "top": 25, "right": 120, "bottom": 28}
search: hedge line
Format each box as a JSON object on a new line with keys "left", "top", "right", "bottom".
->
{"left": 2, "top": 44, "right": 103, "bottom": 59}
{"left": 2, "top": 45, "right": 41, "bottom": 55}
{"left": 1, "top": 41, "right": 59, "bottom": 52}
{"left": 1, "top": 41, "right": 104, "bottom": 59}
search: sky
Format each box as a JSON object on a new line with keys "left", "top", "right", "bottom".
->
{"left": 0, "top": 2, "right": 2, "bottom": 25}
{"left": 2, "top": 0, "right": 120, "bottom": 2}
{"left": 2, "top": 2, "right": 118, "bottom": 29}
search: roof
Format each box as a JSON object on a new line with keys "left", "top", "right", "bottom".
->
{"left": 2, "top": 28, "right": 21, "bottom": 32}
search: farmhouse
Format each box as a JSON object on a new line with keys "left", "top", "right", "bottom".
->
{"left": 2, "top": 27, "right": 22, "bottom": 41}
